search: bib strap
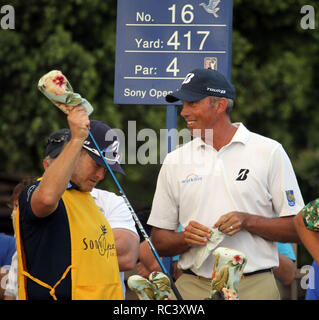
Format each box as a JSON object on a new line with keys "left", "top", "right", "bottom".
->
{"left": 22, "top": 265, "right": 73, "bottom": 300}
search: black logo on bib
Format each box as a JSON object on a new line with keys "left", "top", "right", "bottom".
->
{"left": 82, "top": 225, "right": 116, "bottom": 257}
{"left": 236, "top": 169, "right": 249, "bottom": 181}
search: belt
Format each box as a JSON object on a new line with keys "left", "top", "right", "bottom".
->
{"left": 183, "top": 268, "right": 272, "bottom": 278}
{"left": 183, "top": 269, "right": 211, "bottom": 279}
{"left": 243, "top": 268, "right": 272, "bottom": 277}
{"left": 183, "top": 269, "right": 198, "bottom": 276}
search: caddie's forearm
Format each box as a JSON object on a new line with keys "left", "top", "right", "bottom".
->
{"left": 31, "top": 138, "right": 83, "bottom": 217}
{"left": 151, "top": 227, "right": 190, "bottom": 257}
{"left": 244, "top": 215, "right": 300, "bottom": 243}
{"left": 113, "top": 229, "right": 139, "bottom": 271}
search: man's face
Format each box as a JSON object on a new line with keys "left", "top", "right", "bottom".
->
{"left": 71, "top": 151, "right": 106, "bottom": 192}
{"left": 180, "top": 96, "right": 218, "bottom": 138}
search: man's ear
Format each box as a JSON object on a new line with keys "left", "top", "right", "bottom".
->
{"left": 43, "top": 159, "right": 49, "bottom": 170}
{"left": 43, "top": 156, "right": 55, "bottom": 170}
{"left": 215, "top": 98, "right": 228, "bottom": 114}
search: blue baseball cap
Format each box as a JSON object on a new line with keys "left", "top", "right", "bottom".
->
{"left": 83, "top": 120, "right": 125, "bottom": 175}
{"left": 45, "top": 128, "right": 70, "bottom": 158}
{"left": 165, "top": 68, "right": 235, "bottom": 103}
{"left": 45, "top": 121, "right": 124, "bottom": 175}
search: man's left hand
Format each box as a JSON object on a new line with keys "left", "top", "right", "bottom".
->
{"left": 214, "top": 211, "right": 249, "bottom": 236}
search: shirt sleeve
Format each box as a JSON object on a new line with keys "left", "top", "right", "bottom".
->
{"left": 268, "top": 145, "right": 304, "bottom": 217}
{"left": 147, "top": 157, "right": 179, "bottom": 231}
{"left": 18, "top": 181, "right": 41, "bottom": 223}
{"left": 95, "top": 189, "right": 138, "bottom": 236}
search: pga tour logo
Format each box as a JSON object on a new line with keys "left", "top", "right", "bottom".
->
{"left": 1, "top": 5, "right": 15, "bottom": 30}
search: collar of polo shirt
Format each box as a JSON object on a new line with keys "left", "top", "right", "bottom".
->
{"left": 195, "top": 123, "right": 250, "bottom": 150}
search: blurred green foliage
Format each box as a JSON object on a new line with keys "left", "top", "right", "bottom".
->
{"left": 0, "top": 1, "right": 319, "bottom": 263}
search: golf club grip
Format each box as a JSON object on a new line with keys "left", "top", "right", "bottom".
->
{"left": 88, "top": 130, "right": 184, "bottom": 300}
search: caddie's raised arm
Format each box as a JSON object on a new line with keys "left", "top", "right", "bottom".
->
{"left": 31, "top": 106, "right": 89, "bottom": 217}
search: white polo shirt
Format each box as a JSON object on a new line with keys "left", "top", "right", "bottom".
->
{"left": 147, "top": 123, "right": 304, "bottom": 277}
{"left": 91, "top": 188, "right": 138, "bottom": 235}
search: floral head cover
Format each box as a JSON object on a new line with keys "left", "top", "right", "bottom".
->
{"left": 127, "top": 271, "right": 172, "bottom": 300}
{"left": 38, "top": 70, "right": 93, "bottom": 115}
{"left": 210, "top": 247, "right": 247, "bottom": 300}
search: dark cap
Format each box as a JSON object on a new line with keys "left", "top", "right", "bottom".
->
{"left": 45, "top": 128, "right": 70, "bottom": 158}
{"left": 83, "top": 120, "right": 125, "bottom": 175}
{"left": 165, "top": 68, "right": 235, "bottom": 103}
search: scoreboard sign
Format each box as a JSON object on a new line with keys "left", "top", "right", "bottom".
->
{"left": 114, "top": 0, "right": 234, "bottom": 105}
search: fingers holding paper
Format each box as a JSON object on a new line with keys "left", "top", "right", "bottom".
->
{"left": 214, "top": 211, "right": 249, "bottom": 236}
{"left": 184, "top": 220, "right": 212, "bottom": 246}
{"left": 184, "top": 212, "right": 248, "bottom": 248}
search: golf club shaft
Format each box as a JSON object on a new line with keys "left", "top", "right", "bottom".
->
{"left": 88, "top": 131, "right": 183, "bottom": 300}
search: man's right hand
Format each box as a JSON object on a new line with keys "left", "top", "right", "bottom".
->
{"left": 67, "top": 106, "right": 90, "bottom": 142}
{"left": 184, "top": 220, "right": 211, "bottom": 246}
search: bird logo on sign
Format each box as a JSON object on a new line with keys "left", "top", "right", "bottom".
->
{"left": 200, "top": 0, "right": 221, "bottom": 18}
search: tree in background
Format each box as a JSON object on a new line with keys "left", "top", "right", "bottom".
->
{"left": 0, "top": 0, "right": 318, "bottom": 215}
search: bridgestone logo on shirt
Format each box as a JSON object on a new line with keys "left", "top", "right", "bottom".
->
{"left": 236, "top": 169, "right": 249, "bottom": 181}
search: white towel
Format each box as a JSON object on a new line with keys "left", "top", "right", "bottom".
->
{"left": 193, "top": 227, "right": 226, "bottom": 269}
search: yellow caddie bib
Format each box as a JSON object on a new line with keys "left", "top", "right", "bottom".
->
{"left": 16, "top": 184, "right": 123, "bottom": 300}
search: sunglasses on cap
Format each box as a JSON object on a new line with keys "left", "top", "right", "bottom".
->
{"left": 45, "top": 134, "right": 69, "bottom": 146}
{"left": 82, "top": 145, "right": 122, "bottom": 165}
